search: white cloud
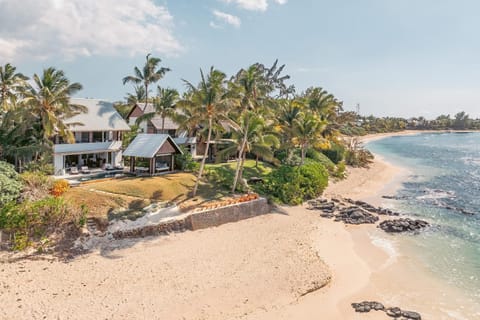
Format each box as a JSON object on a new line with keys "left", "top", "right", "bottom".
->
{"left": 0, "top": 0, "right": 183, "bottom": 62}
{"left": 212, "top": 10, "right": 241, "bottom": 28}
{"left": 221, "top": 0, "right": 287, "bottom": 11}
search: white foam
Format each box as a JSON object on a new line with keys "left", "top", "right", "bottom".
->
{"left": 369, "top": 233, "right": 399, "bottom": 268}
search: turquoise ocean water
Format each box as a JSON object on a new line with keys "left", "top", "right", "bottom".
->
{"left": 367, "top": 133, "right": 480, "bottom": 306}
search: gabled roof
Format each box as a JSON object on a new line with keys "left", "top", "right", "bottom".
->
{"left": 54, "top": 141, "right": 122, "bottom": 155}
{"left": 128, "top": 102, "right": 181, "bottom": 130}
{"left": 66, "top": 98, "right": 131, "bottom": 132}
{"left": 123, "top": 134, "right": 183, "bottom": 158}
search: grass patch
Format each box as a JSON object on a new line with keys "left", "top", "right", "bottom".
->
{"left": 204, "top": 159, "right": 274, "bottom": 191}
{"left": 206, "top": 160, "right": 274, "bottom": 178}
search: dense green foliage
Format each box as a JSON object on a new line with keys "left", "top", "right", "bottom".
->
{"left": 262, "top": 161, "right": 328, "bottom": 205}
{"left": 0, "top": 161, "right": 22, "bottom": 207}
{"left": 0, "top": 196, "right": 78, "bottom": 250}
{"left": 175, "top": 146, "right": 200, "bottom": 172}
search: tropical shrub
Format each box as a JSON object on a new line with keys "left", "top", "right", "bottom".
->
{"left": 50, "top": 179, "right": 70, "bottom": 197}
{"left": 23, "top": 160, "right": 54, "bottom": 175}
{"left": 262, "top": 161, "right": 328, "bottom": 205}
{"left": 0, "top": 196, "right": 77, "bottom": 250}
{"left": 0, "top": 161, "right": 22, "bottom": 207}
{"left": 345, "top": 148, "right": 374, "bottom": 167}
{"left": 321, "top": 143, "right": 345, "bottom": 164}
{"left": 175, "top": 146, "right": 200, "bottom": 172}
{"left": 306, "top": 148, "right": 335, "bottom": 172}
{"left": 20, "top": 171, "right": 54, "bottom": 201}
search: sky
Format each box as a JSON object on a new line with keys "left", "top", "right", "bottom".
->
{"left": 1, "top": 0, "right": 480, "bottom": 118}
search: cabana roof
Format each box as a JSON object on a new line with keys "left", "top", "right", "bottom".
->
{"left": 123, "top": 134, "right": 183, "bottom": 158}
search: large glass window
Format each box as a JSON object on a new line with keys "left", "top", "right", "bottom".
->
{"left": 93, "top": 131, "right": 102, "bottom": 142}
{"left": 81, "top": 132, "right": 89, "bottom": 143}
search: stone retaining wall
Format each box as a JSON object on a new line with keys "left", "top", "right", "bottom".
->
{"left": 112, "top": 198, "right": 270, "bottom": 239}
{"left": 187, "top": 197, "right": 270, "bottom": 230}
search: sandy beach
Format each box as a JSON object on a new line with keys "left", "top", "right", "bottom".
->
{"left": 1, "top": 132, "right": 478, "bottom": 319}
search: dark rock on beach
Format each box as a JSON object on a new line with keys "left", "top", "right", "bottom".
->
{"left": 351, "top": 301, "right": 385, "bottom": 313}
{"left": 335, "top": 207, "right": 379, "bottom": 224}
{"left": 352, "top": 302, "right": 421, "bottom": 320}
{"left": 378, "top": 218, "right": 429, "bottom": 233}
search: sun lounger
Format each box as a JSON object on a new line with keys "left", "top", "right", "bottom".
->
{"left": 70, "top": 167, "right": 79, "bottom": 175}
{"left": 81, "top": 166, "right": 91, "bottom": 174}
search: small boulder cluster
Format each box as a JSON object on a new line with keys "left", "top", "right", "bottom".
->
{"left": 378, "top": 218, "right": 429, "bottom": 233}
{"left": 307, "top": 197, "right": 429, "bottom": 234}
{"left": 351, "top": 301, "right": 422, "bottom": 320}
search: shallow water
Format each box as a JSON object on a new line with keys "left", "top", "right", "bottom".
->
{"left": 367, "top": 133, "right": 480, "bottom": 308}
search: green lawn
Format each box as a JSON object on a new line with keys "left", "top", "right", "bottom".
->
{"left": 64, "top": 160, "right": 274, "bottom": 218}
{"left": 205, "top": 159, "right": 273, "bottom": 178}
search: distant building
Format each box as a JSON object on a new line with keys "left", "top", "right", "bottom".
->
{"left": 53, "top": 98, "right": 131, "bottom": 175}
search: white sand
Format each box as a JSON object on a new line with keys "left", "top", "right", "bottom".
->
{"left": 2, "top": 133, "right": 479, "bottom": 319}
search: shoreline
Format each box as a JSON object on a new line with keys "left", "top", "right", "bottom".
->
{"left": 1, "top": 132, "right": 479, "bottom": 319}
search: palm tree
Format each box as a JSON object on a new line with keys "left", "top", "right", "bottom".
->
{"left": 276, "top": 98, "right": 304, "bottom": 156}
{"left": 125, "top": 85, "right": 146, "bottom": 106}
{"left": 136, "top": 87, "right": 179, "bottom": 133}
{"left": 230, "top": 61, "right": 289, "bottom": 192}
{"left": 181, "top": 67, "right": 228, "bottom": 197}
{"left": 303, "top": 87, "right": 342, "bottom": 139}
{"left": 292, "top": 113, "right": 326, "bottom": 165}
{"left": 0, "top": 63, "right": 28, "bottom": 112}
{"left": 220, "top": 113, "right": 279, "bottom": 170}
{"left": 122, "top": 54, "right": 170, "bottom": 109}
{"left": 23, "top": 67, "right": 85, "bottom": 143}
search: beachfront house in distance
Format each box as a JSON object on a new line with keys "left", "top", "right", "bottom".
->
{"left": 53, "top": 98, "right": 131, "bottom": 175}
{"left": 126, "top": 102, "right": 200, "bottom": 159}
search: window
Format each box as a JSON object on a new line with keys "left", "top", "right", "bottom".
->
{"left": 81, "top": 132, "right": 89, "bottom": 143}
{"left": 93, "top": 132, "right": 102, "bottom": 142}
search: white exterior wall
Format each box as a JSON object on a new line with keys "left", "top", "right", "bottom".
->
{"left": 113, "top": 150, "right": 123, "bottom": 166}
{"left": 54, "top": 154, "right": 64, "bottom": 175}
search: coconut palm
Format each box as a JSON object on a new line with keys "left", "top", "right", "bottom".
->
{"left": 122, "top": 54, "right": 170, "bottom": 109}
{"left": 230, "top": 61, "right": 289, "bottom": 192}
{"left": 23, "top": 67, "right": 85, "bottom": 143}
{"left": 292, "top": 113, "right": 326, "bottom": 165}
{"left": 181, "top": 67, "right": 228, "bottom": 197}
{"left": 220, "top": 113, "right": 279, "bottom": 170}
{"left": 136, "top": 87, "right": 179, "bottom": 133}
{"left": 303, "top": 87, "right": 343, "bottom": 139}
{"left": 0, "top": 63, "right": 28, "bottom": 112}
{"left": 125, "top": 85, "right": 146, "bottom": 106}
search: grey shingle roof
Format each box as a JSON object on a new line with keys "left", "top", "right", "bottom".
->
{"left": 137, "top": 102, "right": 180, "bottom": 130}
{"left": 54, "top": 141, "right": 122, "bottom": 155}
{"left": 123, "top": 134, "right": 183, "bottom": 158}
{"left": 66, "top": 98, "right": 131, "bottom": 132}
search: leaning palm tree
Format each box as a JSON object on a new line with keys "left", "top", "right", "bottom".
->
{"left": 122, "top": 54, "right": 170, "bottom": 109}
{"left": 0, "top": 63, "right": 28, "bottom": 112}
{"left": 180, "top": 67, "right": 228, "bottom": 197}
{"left": 23, "top": 67, "right": 85, "bottom": 144}
{"left": 136, "top": 87, "right": 179, "bottom": 133}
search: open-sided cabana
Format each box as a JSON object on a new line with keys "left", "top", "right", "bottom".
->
{"left": 123, "top": 134, "right": 183, "bottom": 175}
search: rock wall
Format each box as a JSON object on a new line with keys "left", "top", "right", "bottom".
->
{"left": 112, "top": 198, "right": 270, "bottom": 239}
{"left": 187, "top": 198, "right": 270, "bottom": 230}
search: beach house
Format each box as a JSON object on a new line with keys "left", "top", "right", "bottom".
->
{"left": 126, "top": 102, "right": 200, "bottom": 159}
{"left": 53, "top": 98, "right": 131, "bottom": 175}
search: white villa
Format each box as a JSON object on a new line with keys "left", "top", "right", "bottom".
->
{"left": 53, "top": 98, "right": 131, "bottom": 175}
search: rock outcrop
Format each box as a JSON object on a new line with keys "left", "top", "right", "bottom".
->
{"left": 378, "top": 218, "right": 429, "bottom": 233}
